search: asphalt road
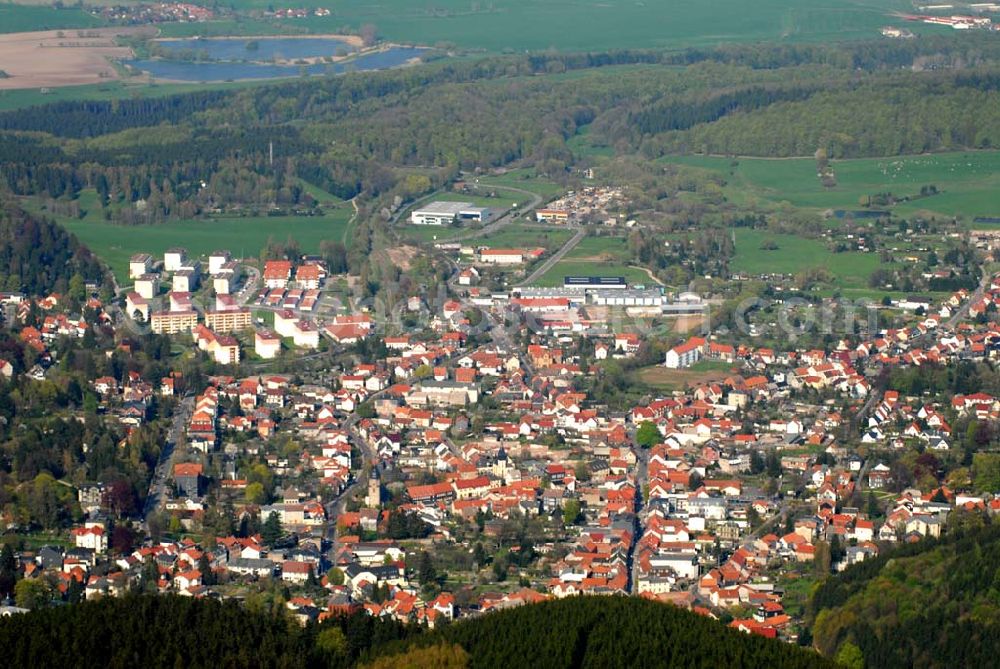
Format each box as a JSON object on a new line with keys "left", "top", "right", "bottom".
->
{"left": 142, "top": 393, "right": 195, "bottom": 525}
{"left": 518, "top": 226, "right": 586, "bottom": 286}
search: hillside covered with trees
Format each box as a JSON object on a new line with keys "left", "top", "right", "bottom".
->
{"left": 0, "top": 200, "right": 106, "bottom": 296}
{"left": 0, "top": 593, "right": 830, "bottom": 668}
{"left": 806, "top": 516, "right": 1000, "bottom": 668}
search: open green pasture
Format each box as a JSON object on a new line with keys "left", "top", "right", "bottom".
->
{"left": 663, "top": 151, "right": 1000, "bottom": 219}
{"left": 730, "top": 228, "right": 883, "bottom": 289}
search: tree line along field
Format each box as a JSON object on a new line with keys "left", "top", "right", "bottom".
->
{"left": 2, "top": 0, "right": 920, "bottom": 51}
{"left": 21, "top": 190, "right": 353, "bottom": 282}
{"left": 0, "top": 79, "right": 282, "bottom": 113}
{"left": 661, "top": 151, "right": 1000, "bottom": 220}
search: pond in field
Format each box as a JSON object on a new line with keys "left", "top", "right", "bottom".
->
{"left": 153, "top": 37, "right": 358, "bottom": 62}
{"left": 126, "top": 46, "right": 427, "bottom": 82}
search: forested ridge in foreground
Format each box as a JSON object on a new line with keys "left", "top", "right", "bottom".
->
{"left": 0, "top": 594, "right": 831, "bottom": 668}
{"left": 806, "top": 516, "right": 1000, "bottom": 668}
{"left": 0, "top": 199, "right": 106, "bottom": 297}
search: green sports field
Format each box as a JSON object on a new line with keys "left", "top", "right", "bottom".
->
{"left": 662, "top": 151, "right": 1000, "bottom": 219}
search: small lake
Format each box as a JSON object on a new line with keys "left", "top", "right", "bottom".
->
{"left": 154, "top": 37, "right": 358, "bottom": 62}
{"left": 127, "top": 47, "right": 427, "bottom": 82}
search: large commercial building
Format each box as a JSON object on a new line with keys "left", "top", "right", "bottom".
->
{"left": 410, "top": 201, "right": 491, "bottom": 226}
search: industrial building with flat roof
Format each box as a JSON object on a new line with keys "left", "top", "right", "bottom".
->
{"left": 564, "top": 276, "right": 628, "bottom": 289}
{"left": 410, "top": 201, "right": 492, "bottom": 226}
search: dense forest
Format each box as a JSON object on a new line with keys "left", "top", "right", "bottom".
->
{"left": 0, "top": 593, "right": 831, "bottom": 668}
{"left": 806, "top": 516, "right": 1000, "bottom": 668}
{"left": 0, "top": 201, "right": 105, "bottom": 295}
{"left": 426, "top": 595, "right": 831, "bottom": 669}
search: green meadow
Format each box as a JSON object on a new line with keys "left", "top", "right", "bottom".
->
{"left": 471, "top": 170, "right": 564, "bottom": 200}
{"left": 729, "top": 229, "right": 882, "bottom": 289}
{"left": 24, "top": 191, "right": 352, "bottom": 282}
{"left": 475, "top": 224, "right": 573, "bottom": 251}
{"left": 662, "top": 151, "right": 1000, "bottom": 219}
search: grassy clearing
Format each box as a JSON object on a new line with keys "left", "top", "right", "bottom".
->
{"left": 731, "top": 229, "right": 883, "bottom": 289}
{"left": 473, "top": 170, "right": 564, "bottom": 200}
{"left": 432, "top": 191, "right": 522, "bottom": 209}
{"left": 296, "top": 179, "right": 344, "bottom": 206}
{"left": 400, "top": 224, "right": 478, "bottom": 243}
{"left": 475, "top": 224, "right": 573, "bottom": 251}
{"left": 27, "top": 192, "right": 352, "bottom": 281}
{"left": 568, "top": 125, "right": 614, "bottom": 159}
{"left": 565, "top": 235, "right": 631, "bottom": 262}
{"left": 634, "top": 363, "right": 736, "bottom": 391}
{"left": 662, "top": 151, "right": 1000, "bottom": 219}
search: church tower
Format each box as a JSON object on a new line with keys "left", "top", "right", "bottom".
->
{"left": 366, "top": 466, "right": 381, "bottom": 507}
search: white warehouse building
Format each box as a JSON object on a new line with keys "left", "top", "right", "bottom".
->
{"left": 411, "top": 201, "right": 491, "bottom": 226}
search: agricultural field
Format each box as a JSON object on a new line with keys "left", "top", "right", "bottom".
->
{"left": 0, "top": 27, "right": 144, "bottom": 91}
{"left": 24, "top": 191, "right": 352, "bottom": 282}
{"left": 1, "top": 0, "right": 916, "bottom": 51}
{"left": 161, "top": 0, "right": 914, "bottom": 52}
{"left": 0, "top": 6, "right": 99, "bottom": 34}
{"left": 662, "top": 151, "right": 1000, "bottom": 220}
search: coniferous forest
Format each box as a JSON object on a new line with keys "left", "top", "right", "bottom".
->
{"left": 0, "top": 594, "right": 831, "bottom": 669}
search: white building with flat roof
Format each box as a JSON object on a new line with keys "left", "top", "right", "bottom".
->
{"left": 164, "top": 248, "right": 187, "bottom": 273}
{"left": 208, "top": 250, "right": 231, "bottom": 276}
{"left": 129, "top": 254, "right": 153, "bottom": 280}
{"left": 411, "top": 201, "right": 490, "bottom": 226}
{"left": 134, "top": 274, "right": 159, "bottom": 300}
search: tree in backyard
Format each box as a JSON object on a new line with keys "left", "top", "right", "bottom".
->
{"left": 636, "top": 421, "right": 660, "bottom": 448}
{"left": 0, "top": 543, "right": 17, "bottom": 599}
{"left": 15, "top": 578, "right": 51, "bottom": 609}
{"left": 563, "top": 499, "right": 582, "bottom": 526}
{"left": 262, "top": 511, "right": 283, "bottom": 546}
{"left": 418, "top": 551, "right": 437, "bottom": 586}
